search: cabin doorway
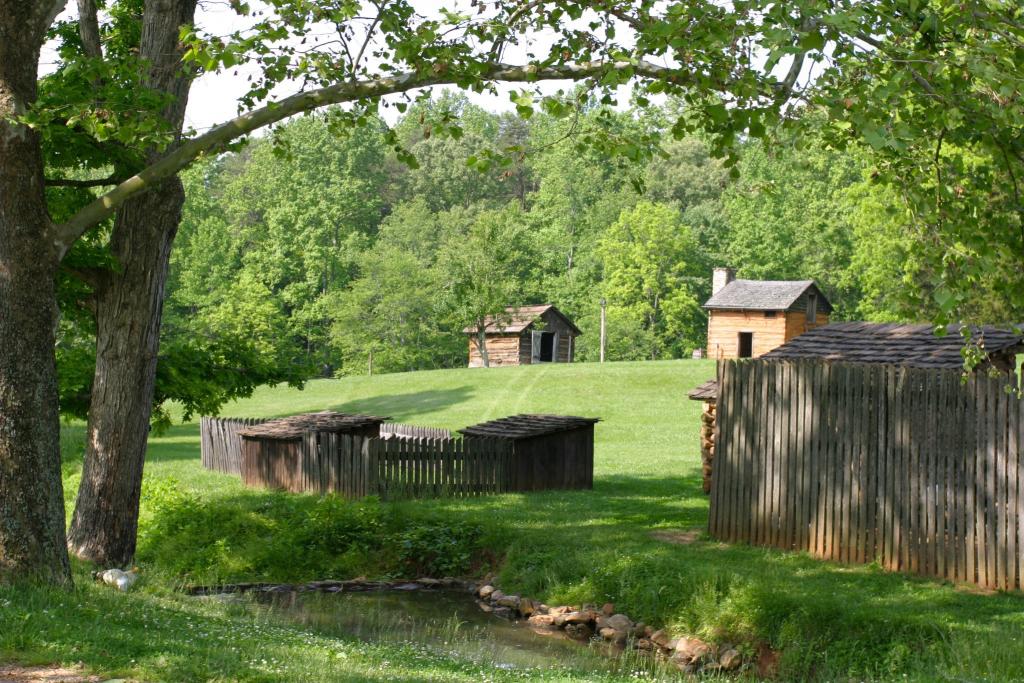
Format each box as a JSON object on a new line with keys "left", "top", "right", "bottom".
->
{"left": 532, "top": 330, "right": 557, "bottom": 362}
{"left": 539, "top": 332, "right": 555, "bottom": 362}
{"left": 738, "top": 332, "right": 753, "bottom": 358}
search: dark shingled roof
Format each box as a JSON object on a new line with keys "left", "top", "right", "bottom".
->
{"left": 463, "top": 304, "right": 582, "bottom": 335}
{"left": 704, "top": 279, "right": 832, "bottom": 312}
{"left": 687, "top": 379, "right": 718, "bottom": 401}
{"left": 238, "top": 411, "right": 390, "bottom": 440}
{"left": 459, "top": 414, "right": 600, "bottom": 440}
{"left": 761, "top": 322, "right": 1024, "bottom": 368}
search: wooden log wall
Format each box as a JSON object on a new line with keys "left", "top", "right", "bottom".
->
{"left": 489, "top": 426, "right": 594, "bottom": 492}
{"left": 200, "top": 417, "right": 269, "bottom": 475}
{"left": 468, "top": 334, "right": 523, "bottom": 367}
{"left": 240, "top": 437, "right": 302, "bottom": 490}
{"left": 710, "top": 359, "right": 1024, "bottom": 591}
{"left": 700, "top": 401, "right": 716, "bottom": 494}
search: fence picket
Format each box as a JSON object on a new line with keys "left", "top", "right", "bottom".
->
{"left": 199, "top": 417, "right": 271, "bottom": 475}
{"left": 709, "top": 359, "right": 1020, "bottom": 592}
{"left": 1017, "top": 392, "right": 1024, "bottom": 590}
{"left": 754, "top": 361, "right": 769, "bottom": 546}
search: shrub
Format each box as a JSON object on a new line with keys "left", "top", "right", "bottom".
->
{"left": 393, "top": 521, "right": 483, "bottom": 577}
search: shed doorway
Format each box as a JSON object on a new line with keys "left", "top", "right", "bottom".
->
{"left": 532, "top": 331, "right": 556, "bottom": 362}
{"left": 738, "top": 332, "right": 753, "bottom": 358}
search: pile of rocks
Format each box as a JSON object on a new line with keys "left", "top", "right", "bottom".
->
{"left": 473, "top": 583, "right": 744, "bottom": 674}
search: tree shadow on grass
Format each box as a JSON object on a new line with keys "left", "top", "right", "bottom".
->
{"left": 0, "top": 576, "right": 464, "bottom": 683}
{"left": 138, "top": 466, "right": 1024, "bottom": 618}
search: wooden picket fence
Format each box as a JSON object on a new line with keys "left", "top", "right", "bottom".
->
{"left": 710, "top": 359, "right": 1024, "bottom": 590}
{"left": 200, "top": 417, "right": 268, "bottom": 475}
{"left": 380, "top": 423, "right": 452, "bottom": 439}
{"left": 281, "top": 433, "right": 513, "bottom": 500}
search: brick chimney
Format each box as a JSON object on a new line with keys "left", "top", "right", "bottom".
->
{"left": 712, "top": 267, "right": 735, "bottom": 295}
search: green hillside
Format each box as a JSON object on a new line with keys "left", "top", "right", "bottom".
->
{"left": 167, "top": 359, "right": 710, "bottom": 483}
{"left": 16, "top": 360, "right": 1024, "bottom": 682}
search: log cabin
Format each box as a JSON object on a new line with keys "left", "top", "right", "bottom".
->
{"left": 465, "top": 304, "right": 581, "bottom": 368}
{"left": 704, "top": 267, "right": 832, "bottom": 359}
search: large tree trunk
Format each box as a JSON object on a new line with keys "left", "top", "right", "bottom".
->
{"left": 66, "top": 181, "right": 183, "bottom": 566}
{"left": 0, "top": 2, "right": 73, "bottom": 585}
{"left": 67, "top": 0, "right": 197, "bottom": 567}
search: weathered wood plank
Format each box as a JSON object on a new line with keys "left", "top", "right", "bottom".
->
{"left": 985, "top": 374, "right": 998, "bottom": 589}
{"left": 1016, "top": 390, "right": 1024, "bottom": 590}
{"left": 745, "top": 358, "right": 761, "bottom": 544}
{"left": 782, "top": 362, "right": 796, "bottom": 549}
{"left": 756, "top": 362, "right": 769, "bottom": 546}
{"left": 996, "top": 377, "right": 1009, "bottom": 590}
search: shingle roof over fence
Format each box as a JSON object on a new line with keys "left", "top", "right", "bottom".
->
{"left": 761, "top": 321, "right": 1024, "bottom": 368}
{"left": 703, "top": 279, "right": 831, "bottom": 312}
{"left": 238, "top": 411, "right": 390, "bottom": 440}
{"left": 687, "top": 379, "right": 719, "bottom": 401}
{"left": 458, "top": 414, "right": 600, "bottom": 440}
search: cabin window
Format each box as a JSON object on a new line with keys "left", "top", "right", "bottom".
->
{"left": 764, "top": 311, "right": 777, "bottom": 318}
{"left": 738, "top": 332, "right": 753, "bottom": 358}
{"left": 807, "top": 294, "right": 818, "bottom": 324}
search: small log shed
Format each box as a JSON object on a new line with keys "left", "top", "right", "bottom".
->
{"left": 464, "top": 304, "right": 581, "bottom": 367}
{"left": 238, "top": 411, "right": 389, "bottom": 492}
{"left": 459, "top": 414, "right": 600, "bottom": 491}
{"left": 687, "top": 321, "right": 1024, "bottom": 495}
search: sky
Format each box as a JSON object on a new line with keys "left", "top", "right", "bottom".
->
{"left": 40, "top": 1, "right": 799, "bottom": 136}
{"left": 181, "top": 0, "right": 640, "bottom": 133}
{"left": 42, "top": 0, "right": 642, "bottom": 134}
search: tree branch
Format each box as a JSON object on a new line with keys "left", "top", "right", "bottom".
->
{"left": 46, "top": 175, "right": 122, "bottom": 188}
{"left": 350, "top": 6, "right": 381, "bottom": 81}
{"left": 56, "top": 59, "right": 674, "bottom": 252}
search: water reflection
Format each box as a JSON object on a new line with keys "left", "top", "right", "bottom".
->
{"left": 243, "top": 589, "right": 673, "bottom": 678}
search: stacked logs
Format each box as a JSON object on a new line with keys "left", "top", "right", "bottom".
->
{"left": 700, "top": 400, "right": 716, "bottom": 494}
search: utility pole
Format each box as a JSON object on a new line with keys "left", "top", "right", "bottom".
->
{"left": 600, "top": 297, "right": 606, "bottom": 363}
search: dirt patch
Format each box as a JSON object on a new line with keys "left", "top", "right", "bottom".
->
{"left": 649, "top": 528, "right": 703, "bottom": 545}
{"left": 756, "top": 644, "right": 781, "bottom": 679}
{"left": 0, "top": 664, "right": 102, "bottom": 683}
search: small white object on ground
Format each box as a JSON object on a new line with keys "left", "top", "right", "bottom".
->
{"left": 95, "top": 569, "right": 138, "bottom": 592}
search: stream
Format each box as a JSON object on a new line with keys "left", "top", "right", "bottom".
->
{"left": 226, "top": 588, "right": 675, "bottom": 678}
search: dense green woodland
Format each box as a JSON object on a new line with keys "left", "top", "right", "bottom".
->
{"left": 56, "top": 95, "right": 1021, "bottom": 424}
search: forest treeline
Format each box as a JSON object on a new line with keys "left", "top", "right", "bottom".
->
{"left": 55, "top": 94, "right": 1017, "bottom": 424}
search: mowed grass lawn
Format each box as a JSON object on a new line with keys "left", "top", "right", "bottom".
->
{"left": 4, "top": 359, "right": 1024, "bottom": 682}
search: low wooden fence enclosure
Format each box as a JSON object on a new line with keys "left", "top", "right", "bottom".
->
{"left": 200, "top": 417, "right": 268, "bottom": 475}
{"left": 201, "top": 412, "right": 595, "bottom": 499}
{"left": 460, "top": 414, "right": 598, "bottom": 491}
{"left": 288, "top": 433, "right": 513, "bottom": 499}
{"left": 710, "top": 359, "right": 1024, "bottom": 591}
